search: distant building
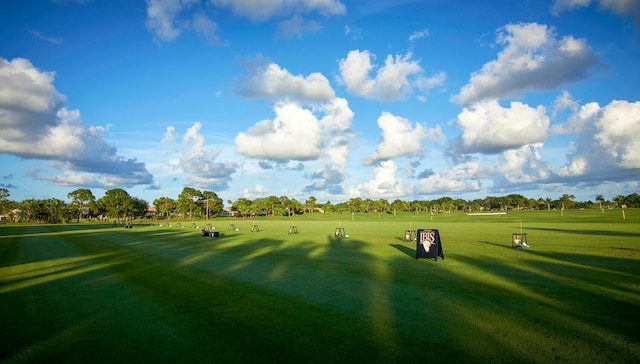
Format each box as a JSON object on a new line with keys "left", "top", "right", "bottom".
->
{"left": 221, "top": 207, "right": 235, "bottom": 217}
{"left": 146, "top": 206, "right": 157, "bottom": 217}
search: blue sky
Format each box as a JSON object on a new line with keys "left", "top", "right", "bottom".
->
{"left": 1, "top": 0, "right": 639, "bottom": 205}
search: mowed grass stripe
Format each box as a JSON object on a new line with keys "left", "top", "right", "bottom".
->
{"left": 85, "top": 221, "right": 640, "bottom": 361}
{"left": 1, "top": 226, "right": 415, "bottom": 363}
{"left": 73, "top": 227, "right": 438, "bottom": 360}
{"left": 1, "top": 210, "right": 639, "bottom": 362}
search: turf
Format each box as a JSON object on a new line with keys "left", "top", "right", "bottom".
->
{"left": 1, "top": 210, "right": 639, "bottom": 363}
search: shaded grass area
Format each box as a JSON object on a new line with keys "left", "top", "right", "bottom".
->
{"left": 1, "top": 210, "right": 639, "bottom": 363}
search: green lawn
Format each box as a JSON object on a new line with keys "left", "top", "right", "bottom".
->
{"left": 1, "top": 210, "right": 639, "bottom": 363}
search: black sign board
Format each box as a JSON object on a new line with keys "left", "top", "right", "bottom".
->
{"left": 416, "top": 229, "right": 444, "bottom": 261}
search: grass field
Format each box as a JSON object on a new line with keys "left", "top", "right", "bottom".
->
{"left": 1, "top": 209, "right": 639, "bottom": 363}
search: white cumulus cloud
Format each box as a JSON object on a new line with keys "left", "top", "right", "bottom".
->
{"left": 556, "top": 100, "right": 640, "bottom": 180}
{"left": 490, "top": 143, "right": 553, "bottom": 186}
{"left": 417, "top": 161, "right": 482, "bottom": 194}
{"left": 453, "top": 22, "right": 597, "bottom": 104}
{"left": 235, "top": 100, "right": 323, "bottom": 161}
{"left": 450, "top": 99, "right": 550, "bottom": 154}
{"left": 349, "top": 160, "right": 414, "bottom": 198}
{"left": 364, "top": 112, "right": 442, "bottom": 165}
{"left": 237, "top": 59, "right": 335, "bottom": 102}
{"left": 175, "top": 122, "right": 238, "bottom": 190}
{"left": 338, "top": 50, "right": 445, "bottom": 101}
{"left": 304, "top": 98, "right": 355, "bottom": 194}
{"left": 145, "top": 0, "right": 221, "bottom": 44}
{"left": 551, "top": 0, "right": 640, "bottom": 24}
{"left": 211, "top": 0, "right": 346, "bottom": 22}
{"left": 593, "top": 100, "right": 640, "bottom": 168}
{"left": 0, "top": 57, "right": 154, "bottom": 188}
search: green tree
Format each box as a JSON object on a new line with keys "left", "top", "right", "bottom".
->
{"left": 289, "top": 198, "right": 303, "bottom": 215}
{"left": 231, "top": 197, "right": 253, "bottom": 217}
{"left": 153, "top": 197, "right": 176, "bottom": 218}
{"left": 201, "top": 190, "right": 223, "bottom": 219}
{"left": 375, "top": 198, "right": 390, "bottom": 214}
{"left": 595, "top": 194, "right": 605, "bottom": 210}
{"left": 558, "top": 194, "right": 576, "bottom": 209}
{"left": 321, "top": 200, "right": 333, "bottom": 213}
{"left": 92, "top": 198, "right": 107, "bottom": 220}
{"left": 613, "top": 194, "right": 624, "bottom": 207}
{"left": 0, "top": 188, "right": 9, "bottom": 218}
{"left": 44, "top": 198, "right": 71, "bottom": 223}
{"left": 390, "top": 199, "right": 404, "bottom": 214}
{"left": 21, "top": 199, "right": 46, "bottom": 223}
{"left": 131, "top": 197, "right": 149, "bottom": 219}
{"left": 505, "top": 194, "right": 527, "bottom": 210}
{"left": 177, "top": 187, "right": 202, "bottom": 219}
{"left": 100, "top": 188, "right": 133, "bottom": 221}
{"left": 452, "top": 198, "right": 469, "bottom": 212}
{"left": 67, "top": 188, "right": 95, "bottom": 223}
{"left": 252, "top": 197, "right": 270, "bottom": 216}
{"left": 265, "top": 195, "right": 282, "bottom": 216}
{"left": 624, "top": 193, "right": 640, "bottom": 207}
{"left": 305, "top": 196, "right": 317, "bottom": 214}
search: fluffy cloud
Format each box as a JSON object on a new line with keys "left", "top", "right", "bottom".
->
{"left": 145, "top": 0, "right": 196, "bottom": 42}
{"left": 593, "top": 100, "right": 640, "bottom": 168}
{"left": 409, "top": 29, "right": 429, "bottom": 42}
{"left": 453, "top": 22, "right": 597, "bottom": 104}
{"left": 551, "top": 96, "right": 597, "bottom": 134}
{"left": 349, "top": 160, "right": 414, "bottom": 198}
{"left": 146, "top": 0, "right": 346, "bottom": 42}
{"left": 304, "top": 166, "right": 345, "bottom": 194}
{"left": 277, "top": 14, "right": 321, "bottom": 38}
{"left": 490, "top": 143, "right": 553, "bottom": 186}
{"left": 145, "top": 0, "right": 219, "bottom": 43}
{"left": 235, "top": 100, "right": 323, "bottom": 161}
{"left": 235, "top": 97, "right": 355, "bottom": 164}
{"left": 0, "top": 58, "right": 65, "bottom": 134}
{"left": 364, "top": 112, "right": 442, "bottom": 165}
{"left": 237, "top": 59, "right": 335, "bottom": 102}
{"left": 211, "top": 0, "right": 346, "bottom": 22}
{"left": 449, "top": 99, "right": 550, "bottom": 154}
{"left": 235, "top": 57, "right": 354, "bottom": 193}
{"left": 550, "top": 0, "right": 593, "bottom": 15}
{"left": 552, "top": 90, "right": 579, "bottom": 116}
{"left": 319, "top": 98, "right": 353, "bottom": 167}
{"left": 338, "top": 50, "right": 445, "bottom": 101}
{"left": 551, "top": 0, "right": 640, "bottom": 24}
{"left": 162, "top": 125, "right": 176, "bottom": 143}
{"left": 557, "top": 100, "right": 640, "bottom": 180}
{"left": 304, "top": 98, "right": 354, "bottom": 193}
{"left": 192, "top": 12, "right": 220, "bottom": 44}
{"left": 175, "top": 122, "right": 238, "bottom": 190}
{"left": 427, "top": 99, "right": 640, "bottom": 195}
{"left": 0, "top": 57, "right": 154, "bottom": 188}
{"left": 417, "top": 161, "right": 482, "bottom": 194}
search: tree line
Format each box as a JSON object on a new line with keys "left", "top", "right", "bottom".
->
{"left": 0, "top": 187, "right": 637, "bottom": 224}
{"left": 0, "top": 186, "right": 223, "bottom": 224}
{"left": 231, "top": 192, "right": 639, "bottom": 217}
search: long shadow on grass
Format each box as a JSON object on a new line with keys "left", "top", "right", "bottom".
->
{"left": 82, "top": 226, "right": 640, "bottom": 361}
{"left": 4, "top": 224, "right": 640, "bottom": 363}
{"left": 527, "top": 226, "right": 640, "bottom": 238}
{"left": 63, "top": 228, "right": 494, "bottom": 361}
{"left": 1, "top": 228, "right": 397, "bottom": 362}
{"left": 101, "top": 228, "right": 617, "bottom": 361}
{"left": 0, "top": 223, "right": 116, "bottom": 238}
{"left": 477, "top": 240, "right": 513, "bottom": 249}
{"left": 448, "top": 251, "right": 640, "bottom": 360}
{"left": 389, "top": 243, "right": 415, "bottom": 258}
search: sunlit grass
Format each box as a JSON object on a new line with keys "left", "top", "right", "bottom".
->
{"left": 0, "top": 209, "right": 638, "bottom": 362}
